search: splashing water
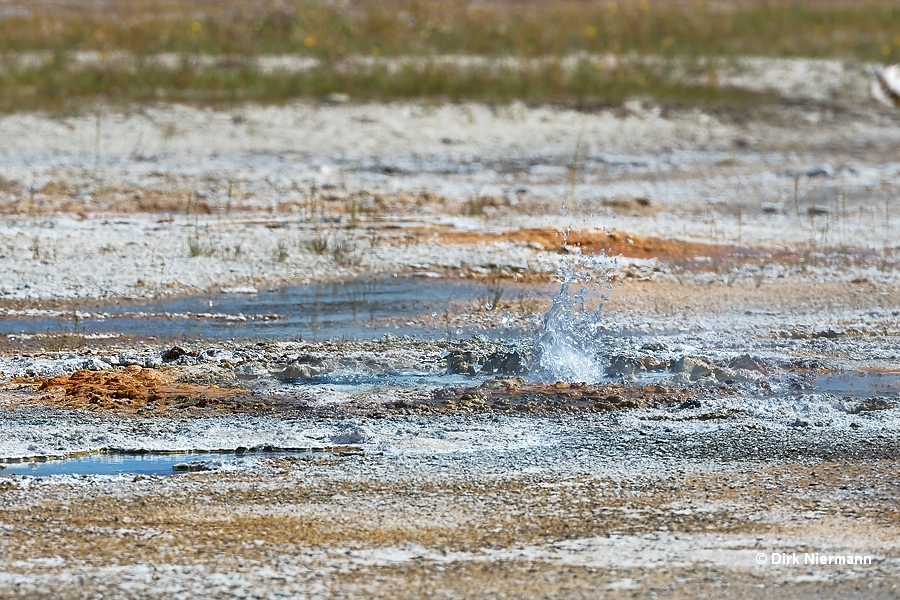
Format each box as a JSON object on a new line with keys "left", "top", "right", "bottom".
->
{"left": 528, "top": 248, "right": 618, "bottom": 384}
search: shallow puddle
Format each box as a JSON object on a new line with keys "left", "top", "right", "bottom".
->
{"left": 812, "top": 372, "right": 900, "bottom": 399}
{"left": 2, "top": 275, "right": 545, "bottom": 341}
{"left": 0, "top": 446, "right": 359, "bottom": 477}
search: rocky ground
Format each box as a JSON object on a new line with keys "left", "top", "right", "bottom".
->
{"left": 1, "top": 57, "right": 899, "bottom": 597}
{"left": 1, "top": 415, "right": 898, "bottom": 599}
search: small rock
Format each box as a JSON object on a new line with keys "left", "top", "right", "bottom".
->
{"left": 235, "top": 363, "right": 268, "bottom": 380}
{"left": 848, "top": 398, "right": 893, "bottom": 414}
{"left": 161, "top": 346, "right": 188, "bottom": 362}
{"left": 780, "top": 165, "right": 832, "bottom": 178}
{"left": 672, "top": 357, "right": 713, "bottom": 381}
{"left": 447, "top": 351, "right": 481, "bottom": 376}
{"left": 481, "top": 350, "right": 528, "bottom": 376}
{"left": 219, "top": 286, "right": 258, "bottom": 294}
{"left": 330, "top": 423, "right": 373, "bottom": 445}
{"left": 804, "top": 165, "right": 832, "bottom": 178}
{"left": 729, "top": 354, "right": 766, "bottom": 373}
{"left": 870, "top": 64, "right": 900, "bottom": 108}
{"left": 324, "top": 92, "right": 350, "bottom": 105}
{"left": 79, "top": 357, "right": 109, "bottom": 371}
{"left": 172, "top": 461, "right": 213, "bottom": 473}
{"left": 117, "top": 351, "right": 142, "bottom": 367}
{"left": 274, "top": 355, "right": 333, "bottom": 381}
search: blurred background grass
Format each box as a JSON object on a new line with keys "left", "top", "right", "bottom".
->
{"left": 1, "top": 0, "right": 897, "bottom": 112}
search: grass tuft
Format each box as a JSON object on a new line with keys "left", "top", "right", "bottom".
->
{"left": 303, "top": 231, "right": 329, "bottom": 254}
{"left": 330, "top": 237, "right": 363, "bottom": 267}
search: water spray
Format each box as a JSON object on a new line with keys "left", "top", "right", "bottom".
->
{"left": 528, "top": 240, "right": 620, "bottom": 384}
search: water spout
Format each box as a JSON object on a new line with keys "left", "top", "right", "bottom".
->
{"left": 528, "top": 250, "right": 618, "bottom": 384}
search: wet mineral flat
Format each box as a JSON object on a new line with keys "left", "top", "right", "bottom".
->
{"left": 2, "top": 54, "right": 900, "bottom": 598}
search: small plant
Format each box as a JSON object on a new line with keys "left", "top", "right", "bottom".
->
{"left": 752, "top": 263, "right": 767, "bottom": 288}
{"left": 483, "top": 285, "right": 503, "bottom": 311}
{"left": 94, "top": 111, "right": 102, "bottom": 168}
{"left": 567, "top": 119, "right": 586, "bottom": 207}
{"left": 515, "top": 293, "right": 542, "bottom": 316}
{"left": 41, "top": 311, "right": 85, "bottom": 352}
{"left": 331, "top": 237, "right": 363, "bottom": 267}
{"left": 347, "top": 197, "right": 358, "bottom": 227}
{"left": 722, "top": 268, "right": 741, "bottom": 287}
{"left": 462, "top": 197, "right": 486, "bottom": 216}
{"left": 306, "top": 183, "right": 319, "bottom": 222}
{"left": 274, "top": 239, "right": 289, "bottom": 263}
{"left": 303, "top": 231, "right": 329, "bottom": 254}
{"left": 161, "top": 122, "right": 179, "bottom": 140}
{"left": 30, "top": 235, "right": 40, "bottom": 259}
{"left": 481, "top": 268, "right": 505, "bottom": 311}
{"left": 187, "top": 231, "right": 216, "bottom": 257}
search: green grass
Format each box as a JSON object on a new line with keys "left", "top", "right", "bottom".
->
{"left": 0, "top": 0, "right": 897, "bottom": 112}
{"left": 0, "top": 56, "right": 780, "bottom": 114}
{"left": 3, "top": 0, "right": 899, "bottom": 60}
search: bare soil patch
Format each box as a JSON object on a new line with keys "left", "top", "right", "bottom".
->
{"left": 395, "top": 379, "right": 703, "bottom": 415}
{"left": 437, "top": 227, "right": 798, "bottom": 270}
{"left": 24, "top": 366, "right": 256, "bottom": 414}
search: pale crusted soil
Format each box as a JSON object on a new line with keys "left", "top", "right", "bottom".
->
{"left": 0, "top": 451, "right": 898, "bottom": 598}
{"left": 0, "top": 64, "right": 898, "bottom": 599}
{"left": 0, "top": 94, "right": 898, "bottom": 304}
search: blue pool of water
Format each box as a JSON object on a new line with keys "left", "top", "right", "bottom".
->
{"left": 0, "top": 449, "right": 327, "bottom": 477}
{"left": 0, "top": 275, "right": 546, "bottom": 341}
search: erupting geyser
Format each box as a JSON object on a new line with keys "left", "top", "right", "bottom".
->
{"left": 529, "top": 249, "right": 619, "bottom": 384}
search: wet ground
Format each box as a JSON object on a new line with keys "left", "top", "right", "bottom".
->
{"left": 1, "top": 275, "right": 898, "bottom": 597}
{"left": 0, "top": 275, "right": 546, "bottom": 343}
{"left": 1, "top": 86, "right": 899, "bottom": 596}
{"left": 1, "top": 411, "right": 898, "bottom": 598}
{"left": 0, "top": 446, "right": 362, "bottom": 477}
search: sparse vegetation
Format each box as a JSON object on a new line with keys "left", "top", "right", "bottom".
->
{"left": 330, "top": 236, "right": 363, "bottom": 267}
{"left": 274, "top": 239, "right": 289, "bottom": 263}
{"left": 0, "top": 57, "right": 784, "bottom": 115}
{"left": 752, "top": 263, "right": 767, "bottom": 288}
{"left": 462, "top": 196, "right": 486, "bottom": 217}
{"left": 481, "top": 268, "right": 506, "bottom": 311}
{"left": 187, "top": 228, "right": 217, "bottom": 257}
{"left": 1, "top": 0, "right": 896, "bottom": 61}
{"left": 0, "top": 0, "right": 897, "bottom": 113}
{"left": 40, "top": 311, "right": 85, "bottom": 352}
{"left": 303, "top": 231, "right": 329, "bottom": 254}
